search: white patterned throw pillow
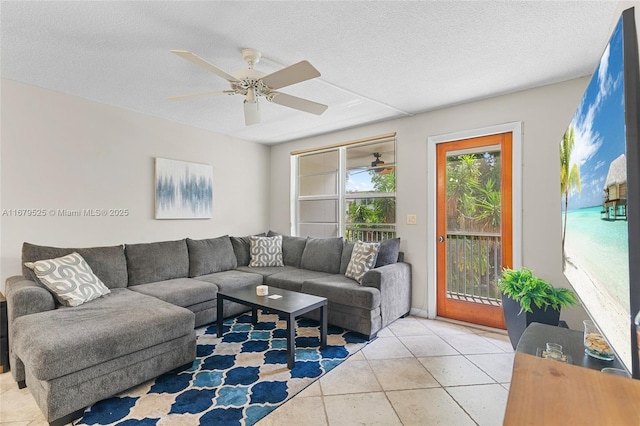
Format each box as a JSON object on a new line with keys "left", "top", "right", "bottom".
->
{"left": 345, "top": 241, "right": 381, "bottom": 284}
{"left": 25, "top": 252, "right": 111, "bottom": 307}
{"left": 249, "top": 235, "right": 284, "bottom": 267}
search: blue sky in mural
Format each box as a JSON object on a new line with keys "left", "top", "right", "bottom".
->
{"left": 566, "top": 18, "right": 626, "bottom": 210}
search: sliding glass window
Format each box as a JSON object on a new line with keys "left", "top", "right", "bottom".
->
{"left": 296, "top": 150, "right": 339, "bottom": 237}
{"left": 293, "top": 135, "right": 396, "bottom": 242}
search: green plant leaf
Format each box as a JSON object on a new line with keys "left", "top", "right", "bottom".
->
{"left": 499, "top": 267, "right": 578, "bottom": 314}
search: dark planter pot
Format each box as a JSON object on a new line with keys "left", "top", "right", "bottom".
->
{"left": 502, "top": 294, "right": 561, "bottom": 350}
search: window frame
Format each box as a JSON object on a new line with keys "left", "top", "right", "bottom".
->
{"left": 291, "top": 135, "right": 396, "bottom": 240}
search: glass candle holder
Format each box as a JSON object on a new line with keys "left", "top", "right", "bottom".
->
{"left": 545, "top": 343, "right": 564, "bottom": 361}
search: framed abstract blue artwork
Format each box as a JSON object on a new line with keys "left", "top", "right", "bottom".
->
{"left": 155, "top": 158, "right": 213, "bottom": 219}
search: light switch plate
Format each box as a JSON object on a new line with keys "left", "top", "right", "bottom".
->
{"left": 407, "top": 214, "right": 417, "bottom": 225}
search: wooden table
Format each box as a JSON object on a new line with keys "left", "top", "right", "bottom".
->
{"left": 217, "top": 285, "right": 328, "bottom": 369}
{"left": 504, "top": 352, "right": 640, "bottom": 425}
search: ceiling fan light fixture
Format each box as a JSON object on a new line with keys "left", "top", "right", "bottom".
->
{"left": 245, "top": 86, "right": 257, "bottom": 104}
{"left": 243, "top": 98, "right": 261, "bottom": 126}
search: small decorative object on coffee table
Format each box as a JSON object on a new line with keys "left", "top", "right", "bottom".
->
{"left": 217, "top": 286, "right": 328, "bottom": 369}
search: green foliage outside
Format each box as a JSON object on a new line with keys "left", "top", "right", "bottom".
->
{"left": 346, "top": 171, "right": 396, "bottom": 241}
{"left": 498, "top": 267, "right": 578, "bottom": 314}
{"left": 446, "top": 152, "right": 503, "bottom": 299}
{"left": 447, "top": 153, "right": 501, "bottom": 233}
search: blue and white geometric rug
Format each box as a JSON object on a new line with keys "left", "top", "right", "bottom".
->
{"left": 75, "top": 311, "right": 368, "bottom": 426}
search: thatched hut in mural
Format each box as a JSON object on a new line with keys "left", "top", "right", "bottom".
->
{"left": 602, "top": 154, "right": 627, "bottom": 220}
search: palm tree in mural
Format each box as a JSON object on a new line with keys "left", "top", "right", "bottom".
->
{"left": 560, "top": 126, "right": 582, "bottom": 255}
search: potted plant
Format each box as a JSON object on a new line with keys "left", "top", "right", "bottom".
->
{"left": 498, "top": 267, "right": 578, "bottom": 349}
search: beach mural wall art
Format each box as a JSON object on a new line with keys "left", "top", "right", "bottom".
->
{"left": 155, "top": 158, "right": 213, "bottom": 219}
{"left": 560, "top": 16, "right": 631, "bottom": 369}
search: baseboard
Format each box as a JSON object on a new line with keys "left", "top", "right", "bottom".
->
{"left": 408, "top": 309, "right": 508, "bottom": 335}
{"left": 409, "top": 308, "right": 431, "bottom": 318}
{"left": 435, "top": 316, "right": 508, "bottom": 335}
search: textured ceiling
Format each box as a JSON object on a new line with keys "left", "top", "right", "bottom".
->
{"left": 0, "top": 1, "right": 628, "bottom": 144}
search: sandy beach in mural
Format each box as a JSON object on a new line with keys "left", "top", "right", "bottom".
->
{"left": 564, "top": 206, "right": 631, "bottom": 369}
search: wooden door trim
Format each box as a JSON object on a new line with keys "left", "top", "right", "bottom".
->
{"left": 427, "top": 122, "right": 522, "bottom": 320}
{"left": 435, "top": 132, "right": 512, "bottom": 329}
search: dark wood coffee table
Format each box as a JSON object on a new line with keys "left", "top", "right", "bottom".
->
{"left": 216, "top": 285, "right": 328, "bottom": 369}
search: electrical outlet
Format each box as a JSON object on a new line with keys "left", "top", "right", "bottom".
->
{"left": 407, "top": 214, "right": 417, "bottom": 225}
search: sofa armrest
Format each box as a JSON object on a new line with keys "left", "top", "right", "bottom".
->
{"left": 361, "top": 262, "right": 411, "bottom": 327}
{"left": 5, "top": 276, "right": 55, "bottom": 323}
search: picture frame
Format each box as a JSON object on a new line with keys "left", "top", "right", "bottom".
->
{"left": 155, "top": 157, "right": 213, "bottom": 219}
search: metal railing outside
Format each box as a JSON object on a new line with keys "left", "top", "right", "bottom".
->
{"left": 446, "top": 232, "right": 502, "bottom": 306}
{"left": 345, "top": 224, "right": 396, "bottom": 242}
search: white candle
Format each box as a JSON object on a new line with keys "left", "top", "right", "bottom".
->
{"left": 256, "top": 285, "right": 269, "bottom": 296}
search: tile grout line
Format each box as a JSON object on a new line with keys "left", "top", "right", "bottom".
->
{"left": 401, "top": 324, "right": 484, "bottom": 425}
{"left": 363, "top": 328, "right": 406, "bottom": 425}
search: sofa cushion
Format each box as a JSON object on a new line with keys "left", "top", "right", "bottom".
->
{"left": 376, "top": 238, "right": 401, "bottom": 267}
{"left": 186, "top": 235, "right": 237, "bottom": 277}
{"left": 302, "top": 274, "right": 381, "bottom": 310}
{"left": 266, "top": 269, "right": 332, "bottom": 292}
{"left": 282, "top": 235, "right": 308, "bottom": 268}
{"left": 125, "top": 239, "right": 189, "bottom": 286}
{"left": 196, "top": 270, "right": 263, "bottom": 292}
{"left": 236, "top": 265, "right": 299, "bottom": 278}
{"left": 24, "top": 252, "right": 111, "bottom": 307}
{"left": 249, "top": 235, "right": 284, "bottom": 267}
{"left": 300, "top": 237, "right": 343, "bottom": 274}
{"left": 22, "top": 242, "right": 128, "bottom": 289}
{"left": 345, "top": 241, "right": 381, "bottom": 284}
{"left": 230, "top": 234, "right": 265, "bottom": 267}
{"left": 267, "top": 232, "right": 308, "bottom": 268}
{"left": 11, "top": 288, "right": 194, "bottom": 381}
{"left": 340, "top": 240, "right": 356, "bottom": 274}
{"left": 127, "top": 278, "right": 218, "bottom": 307}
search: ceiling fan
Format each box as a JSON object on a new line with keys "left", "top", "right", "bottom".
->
{"left": 371, "top": 152, "right": 395, "bottom": 175}
{"left": 168, "top": 48, "right": 328, "bottom": 126}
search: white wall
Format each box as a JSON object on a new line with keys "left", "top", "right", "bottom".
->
{"left": 0, "top": 79, "right": 271, "bottom": 291}
{"left": 270, "top": 77, "right": 591, "bottom": 329}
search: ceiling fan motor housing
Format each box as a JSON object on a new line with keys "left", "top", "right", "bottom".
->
{"left": 372, "top": 152, "right": 384, "bottom": 167}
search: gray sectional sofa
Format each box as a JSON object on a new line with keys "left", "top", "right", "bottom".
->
{"left": 5, "top": 234, "right": 411, "bottom": 426}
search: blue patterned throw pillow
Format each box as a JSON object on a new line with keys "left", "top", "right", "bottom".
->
{"left": 249, "top": 235, "right": 284, "bottom": 267}
{"left": 345, "top": 241, "right": 380, "bottom": 283}
{"left": 25, "top": 252, "right": 111, "bottom": 306}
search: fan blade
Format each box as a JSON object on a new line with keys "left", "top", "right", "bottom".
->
{"left": 261, "top": 61, "right": 320, "bottom": 90}
{"left": 269, "top": 92, "right": 328, "bottom": 115}
{"left": 171, "top": 50, "right": 239, "bottom": 82}
{"left": 167, "top": 90, "right": 232, "bottom": 101}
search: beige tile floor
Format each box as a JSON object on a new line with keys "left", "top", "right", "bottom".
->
{"left": 0, "top": 316, "right": 514, "bottom": 426}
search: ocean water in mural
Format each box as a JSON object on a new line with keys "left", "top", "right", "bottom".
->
{"left": 155, "top": 158, "right": 213, "bottom": 219}
{"left": 564, "top": 206, "right": 629, "bottom": 306}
